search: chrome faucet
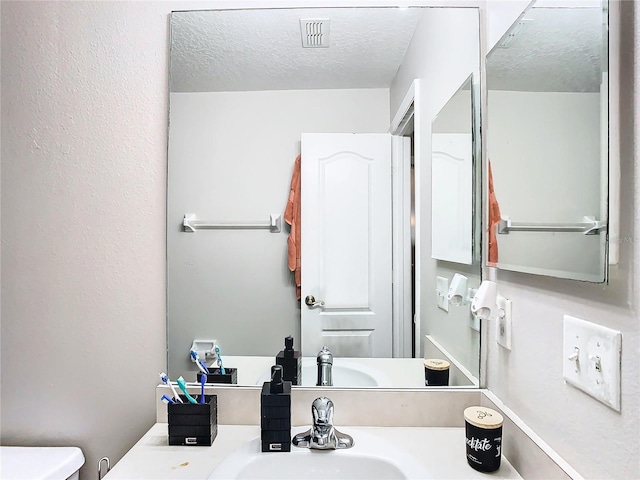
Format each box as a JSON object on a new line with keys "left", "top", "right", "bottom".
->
{"left": 292, "top": 397, "right": 354, "bottom": 450}
{"left": 316, "top": 346, "right": 333, "bottom": 386}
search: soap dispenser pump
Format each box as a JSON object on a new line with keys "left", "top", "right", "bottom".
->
{"left": 260, "top": 365, "right": 291, "bottom": 452}
{"left": 276, "top": 335, "right": 301, "bottom": 385}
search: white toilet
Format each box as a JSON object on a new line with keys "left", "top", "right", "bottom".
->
{"left": 0, "top": 446, "right": 85, "bottom": 480}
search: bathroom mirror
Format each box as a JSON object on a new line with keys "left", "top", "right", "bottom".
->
{"left": 431, "top": 75, "right": 475, "bottom": 265}
{"left": 486, "top": 0, "right": 609, "bottom": 282}
{"left": 167, "top": 7, "right": 482, "bottom": 388}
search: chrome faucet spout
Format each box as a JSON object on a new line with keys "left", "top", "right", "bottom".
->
{"left": 316, "top": 346, "right": 333, "bottom": 386}
{"left": 292, "top": 397, "right": 354, "bottom": 450}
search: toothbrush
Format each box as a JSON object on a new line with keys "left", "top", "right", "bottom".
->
{"left": 190, "top": 349, "right": 210, "bottom": 375}
{"left": 161, "top": 394, "right": 175, "bottom": 404}
{"left": 159, "top": 372, "right": 184, "bottom": 403}
{"left": 215, "top": 346, "right": 226, "bottom": 375}
{"left": 200, "top": 373, "right": 206, "bottom": 404}
{"left": 176, "top": 376, "right": 198, "bottom": 404}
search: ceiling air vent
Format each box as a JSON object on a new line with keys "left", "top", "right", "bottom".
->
{"left": 300, "top": 19, "right": 330, "bottom": 48}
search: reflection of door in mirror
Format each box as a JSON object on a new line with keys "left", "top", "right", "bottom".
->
{"left": 431, "top": 76, "right": 474, "bottom": 264}
{"left": 300, "top": 133, "right": 395, "bottom": 358}
{"left": 486, "top": 1, "right": 609, "bottom": 282}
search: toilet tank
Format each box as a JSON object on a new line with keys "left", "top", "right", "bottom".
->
{"left": 0, "top": 446, "right": 85, "bottom": 480}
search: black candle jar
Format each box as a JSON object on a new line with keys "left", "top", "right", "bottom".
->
{"left": 464, "top": 406, "right": 504, "bottom": 472}
{"left": 424, "top": 359, "right": 450, "bottom": 386}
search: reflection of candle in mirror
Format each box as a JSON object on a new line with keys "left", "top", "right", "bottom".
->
{"left": 424, "top": 359, "right": 450, "bottom": 386}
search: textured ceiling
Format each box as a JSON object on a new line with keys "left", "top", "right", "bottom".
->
{"left": 170, "top": 8, "right": 424, "bottom": 92}
{"left": 487, "top": 7, "right": 604, "bottom": 93}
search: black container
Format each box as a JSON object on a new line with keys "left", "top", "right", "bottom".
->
{"left": 197, "top": 367, "right": 237, "bottom": 384}
{"left": 168, "top": 395, "right": 217, "bottom": 446}
{"left": 276, "top": 336, "right": 301, "bottom": 385}
{"left": 464, "top": 406, "right": 504, "bottom": 472}
{"left": 424, "top": 359, "right": 450, "bottom": 386}
{"left": 261, "top": 365, "right": 291, "bottom": 452}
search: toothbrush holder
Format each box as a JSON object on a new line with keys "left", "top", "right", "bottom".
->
{"left": 197, "top": 367, "right": 238, "bottom": 384}
{"left": 168, "top": 395, "right": 217, "bottom": 446}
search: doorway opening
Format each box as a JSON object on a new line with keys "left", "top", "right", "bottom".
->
{"left": 390, "top": 81, "right": 419, "bottom": 359}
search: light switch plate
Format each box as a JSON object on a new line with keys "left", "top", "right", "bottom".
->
{"left": 436, "top": 277, "right": 449, "bottom": 312}
{"left": 563, "top": 315, "right": 622, "bottom": 411}
{"left": 495, "top": 296, "right": 512, "bottom": 350}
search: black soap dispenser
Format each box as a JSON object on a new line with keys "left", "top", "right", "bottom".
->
{"left": 276, "top": 335, "right": 301, "bottom": 385}
{"left": 260, "top": 365, "right": 291, "bottom": 452}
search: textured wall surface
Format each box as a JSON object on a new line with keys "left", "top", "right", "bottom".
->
{"left": 483, "top": 1, "right": 640, "bottom": 478}
{"left": 0, "top": 2, "right": 168, "bottom": 478}
{"left": 391, "top": 8, "right": 482, "bottom": 379}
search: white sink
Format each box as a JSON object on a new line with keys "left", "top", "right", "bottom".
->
{"left": 207, "top": 430, "right": 432, "bottom": 479}
{"left": 256, "top": 358, "right": 391, "bottom": 387}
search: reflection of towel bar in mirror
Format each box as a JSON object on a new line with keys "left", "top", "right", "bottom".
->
{"left": 497, "top": 216, "right": 606, "bottom": 236}
{"left": 183, "top": 213, "right": 282, "bottom": 233}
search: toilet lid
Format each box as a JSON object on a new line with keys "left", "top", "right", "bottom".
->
{"left": 0, "top": 447, "right": 85, "bottom": 480}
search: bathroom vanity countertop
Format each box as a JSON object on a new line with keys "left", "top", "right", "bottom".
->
{"left": 105, "top": 423, "right": 522, "bottom": 479}
{"left": 225, "top": 355, "right": 428, "bottom": 387}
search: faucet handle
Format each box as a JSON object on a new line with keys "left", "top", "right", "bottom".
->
{"left": 312, "top": 396, "right": 334, "bottom": 426}
{"left": 317, "top": 346, "right": 333, "bottom": 364}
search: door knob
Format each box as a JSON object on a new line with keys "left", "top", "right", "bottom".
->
{"left": 305, "top": 295, "right": 325, "bottom": 308}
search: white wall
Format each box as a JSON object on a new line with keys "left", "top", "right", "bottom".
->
{"left": 391, "top": 8, "right": 482, "bottom": 377}
{"left": 482, "top": 1, "right": 640, "bottom": 478}
{"left": 0, "top": 2, "right": 169, "bottom": 478}
{"left": 489, "top": 90, "right": 603, "bottom": 280}
{"left": 167, "top": 88, "right": 390, "bottom": 378}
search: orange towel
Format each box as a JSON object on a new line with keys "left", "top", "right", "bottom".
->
{"left": 487, "top": 160, "right": 501, "bottom": 266}
{"left": 284, "top": 155, "right": 301, "bottom": 299}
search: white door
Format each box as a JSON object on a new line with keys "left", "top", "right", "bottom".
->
{"left": 431, "top": 133, "right": 473, "bottom": 264}
{"left": 301, "top": 133, "right": 392, "bottom": 358}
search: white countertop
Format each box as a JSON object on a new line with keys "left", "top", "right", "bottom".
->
{"left": 105, "top": 423, "right": 522, "bottom": 479}
{"left": 194, "top": 355, "right": 431, "bottom": 388}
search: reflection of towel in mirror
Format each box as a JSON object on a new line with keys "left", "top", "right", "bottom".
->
{"left": 488, "top": 160, "right": 501, "bottom": 266}
{"left": 284, "top": 155, "right": 301, "bottom": 299}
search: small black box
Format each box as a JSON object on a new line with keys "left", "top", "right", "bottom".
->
{"left": 276, "top": 335, "right": 301, "bottom": 385}
{"left": 276, "top": 353, "right": 301, "bottom": 385}
{"left": 168, "top": 395, "right": 217, "bottom": 446}
{"left": 197, "top": 367, "right": 237, "bottom": 384}
{"left": 261, "top": 429, "right": 292, "bottom": 443}
{"left": 261, "top": 416, "right": 291, "bottom": 430}
{"left": 261, "top": 423, "right": 292, "bottom": 452}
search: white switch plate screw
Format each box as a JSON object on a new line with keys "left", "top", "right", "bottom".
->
{"left": 436, "top": 276, "right": 449, "bottom": 312}
{"left": 495, "top": 296, "right": 512, "bottom": 350}
{"left": 563, "top": 315, "right": 621, "bottom": 411}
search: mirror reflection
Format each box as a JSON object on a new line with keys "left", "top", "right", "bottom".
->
{"left": 167, "top": 7, "right": 481, "bottom": 388}
{"left": 486, "top": 1, "right": 609, "bottom": 282}
{"left": 431, "top": 75, "right": 475, "bottom": 264}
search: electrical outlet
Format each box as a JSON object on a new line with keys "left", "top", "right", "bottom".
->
{"left": 563, "top": 315, "right": 621, "bottom": 411}
{"left": 436, "top": 276, "right": 449, "bottom": 312}
{"left": 495, "top": 296, "right": 512, "bottom": 350}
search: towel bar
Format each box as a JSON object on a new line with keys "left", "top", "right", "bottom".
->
{"left": 497, "top": 216, "right": 606, "bottom": 235}
{"left": 183, "top": 214, "right": 282, "bottom": 233}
